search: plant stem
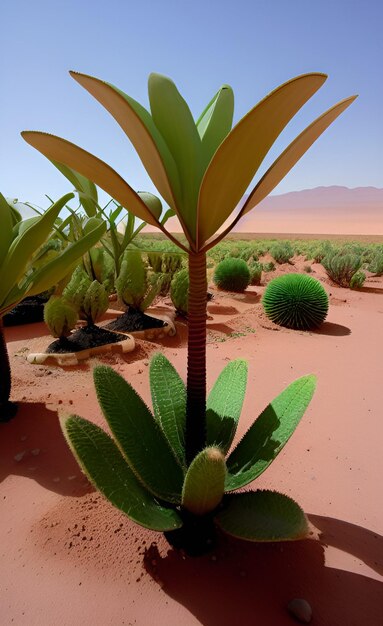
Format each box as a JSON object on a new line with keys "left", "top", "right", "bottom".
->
{"left": 186, "top": 251, "right": 207, "bottom": 463}
{"left": 0, "top": 317, "right": 17, "bottom": 421}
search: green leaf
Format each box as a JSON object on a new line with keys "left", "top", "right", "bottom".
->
{"left": 182, "top": 447, "right": 226, "bottom": 516}
{"left": 0, "top": 193, "right": 14, "bottom": 267}
{"left": 148, "top": 73, "right": 204, "bottom": 243}
{"left": 241, "top": 96, "right": 358, "bottom": 217}
{"left": 62, "top": 415, "right": 182, "bottom": 531}
{"left": 23, "top": 219, "right": 106, "bottom": 298}
{"left": 197, "top": 73, "right": 327, "bottom": 246}
{"left": 0, "top": 192, "right": 74, "bottom": 306}
{"left": 206, "top": 359, "right": 248, "bottom": 454}
{"left": 137, "top": 191, "right": 162, "bottom": 221}
{"left": 69, "top": 71, "right": 181, "bottom": 213}
{"left": 93, "top": 365, "right": 184, "bottom": 503}
{"left": 21, "top": 132, "right": 159, "bottom": 226}
{"left": 196, "top": 85, "right": 234, "bottom": 167}
{"left": 225, "top": 375, "right": 316, "bottom": 491}
{"left": 149, "top": 353, "right": 186, "bottom": 466}
{"left": 50, "top": 160, "right": 98, "bottom": 216}
{"left": 216, "top": 490, "right": 308, "bottom": 541}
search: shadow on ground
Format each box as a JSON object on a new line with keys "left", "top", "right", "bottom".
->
{"left": 144, "top": 516, "right": 382, "bottom": 626}
{"left": 313, "top": 321, "right": 351, "bottom": 336}
{"left": 0, "top": 402, "right": 92, "bottom": 497}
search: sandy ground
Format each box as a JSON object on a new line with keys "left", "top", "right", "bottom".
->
{"left": 1, "top": 258, "right": 382, "bottom": 625}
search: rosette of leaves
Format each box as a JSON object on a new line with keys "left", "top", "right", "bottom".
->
{"left": 62, "top": 266, "right": 109, "bottom": 326}
{"left": 170, "top": 269, "right": 189, "bottom": 316}
{"left": 44, "top": 295, "right": 79, "bottom": 339}
{"left": 213, "top": 258, "right": 250, "bottom": 292}
{"left": 262, "top": 273, "right": 329, "bottom": 330}
{"left": 116, "top": 249, "right": 159, "bottom": 313}
{"left": 322, "top": 252, "right": 363, "bottom": 288}
{"left": 62, "top": 355, "right": 316, "bottom": 549}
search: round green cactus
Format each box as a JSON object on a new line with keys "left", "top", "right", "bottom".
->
{"left": 170, "top": 269, "right": 189, "bottom": 315}
{"left": 262, "top": 273, "right": 329, "bottom": 330}
{"left": 213, "top": 258, "right": 250, "bottom": 292}
{"left": 44, "top": 295, "right": 78, "bottom": 338}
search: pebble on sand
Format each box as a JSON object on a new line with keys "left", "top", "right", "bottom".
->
{"left": 287, "top": 598, "right": 312, "bottom": 623}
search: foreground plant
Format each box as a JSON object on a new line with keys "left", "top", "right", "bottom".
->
{"left": 62, "top": 355, "right": 315, "bottom": 551}
{"left": 23, "top": 69, "right": 355, "bottom": 547}
{"left": 0, "top": 193, "right": 105, "bottom": 420}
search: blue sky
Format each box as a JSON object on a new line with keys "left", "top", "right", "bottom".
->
{"left": 1, "top": 0, "right": 382, "bottom": 209}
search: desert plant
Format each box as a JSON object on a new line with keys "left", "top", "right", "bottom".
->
{"left": 0, "top": 192, "right": 105, "bottom": 420}
{"left": 62, "top": 266, "right": 109, "bottom": 326}
{"left": 270, "top": 241, "right": 294, "bottom": 264}
{"left": 304, "top": 265, "right": 312, "bottom": 273}
{"left": 213, "top": 258, "right": 251, "bottom": 292}
{"left": 322, "top": 252, "right": 363, "bottom": 287}
{"left": 170, "top": 269, "right": 189, "bottom": 315}
{"left": 262, "top": 273, "right": 329, "bottom": 330}
{"left": 350, "top": 270, "right": 366, "bottom": 290}
{"left": 248, "top": 260, "right": 263, "bottom": 285}
{"left": 62, "top": 355, "right": 316, "bottom": 549}
{"left": 116, "top": 249, "right": 159, "bottom": 313}
{"left": 262, "top": 261, "right": 276, "bottom": 272}
{"left": 44, "top": 295, "right": 79, "bottom": 339}
{"left": 368, "top": 251, "right": 383, "bottom": 276}
{"left": 23, "top": 69, "right": 355, "bottom": 546}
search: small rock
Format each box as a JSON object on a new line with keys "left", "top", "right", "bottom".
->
{"left": 287, "top": 598, "right": 312, "bottom": 623}
{"left": 31, "top": 448, "right": 40, "bottom": 456}
{"left": 14, "top": 451, "right": 26, "bottom": 462}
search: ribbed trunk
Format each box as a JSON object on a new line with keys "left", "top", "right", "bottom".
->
{"left": 0, "top": 318, "right": 17, "bottom": 421}
{"left": 186, "top": 251, "right": 207, "bottom": 463}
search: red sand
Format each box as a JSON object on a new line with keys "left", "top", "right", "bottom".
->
{"left": 1, "top": 260, "right": 382, "bottom": 625}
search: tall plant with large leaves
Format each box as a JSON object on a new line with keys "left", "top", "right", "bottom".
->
{"left": 22, "top": 71, "right": 356, "bottom": 461}
{"left": 22, "top": 72, "right": 355, "bottom": 549}
{"left": 0, "top": 192, "right": 105, "bottom": 420}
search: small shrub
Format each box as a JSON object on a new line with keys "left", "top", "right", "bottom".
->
{"left": 116, "top": 249, "right": 159, "bottom": 312}
{"left": 213, "top": 258, "right": 250, "bottom": 292}
{"left": 270, "top": 241, "right": 293, "bottom": 264}
{"left": 44, "top": 295, "right": 78, "bottom": 338}
{"left": 304, "top": 265, "right": 312, "bottom": 273}
{"left": 322, "top": 252, "right": 362, "bottom": 288}
{"left": 248, "top": 260, "right": 263, "bottom": 285}
{"left": 312, "top": 241, "right": 333, "bottom": 263}
{"left": 350, "top": 270, "right": 366, "bottom": 289}
{"left": 170, "top": 269, "right": 189, "bottom": 315}
{"left": 262, "top": 273, "right": 329, "bottom": 330}
{"left": 368, "top": 251, "right": 383, "bottom": 276}
{"left": 262, "top": 261, "right": 276, "bottom": 272}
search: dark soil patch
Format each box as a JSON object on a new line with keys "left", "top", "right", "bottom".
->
{"left": 103, "top": 309, "right": 166, "bottom": 333}
{"left": 46, "top": 325, "right": 127, "bottom": 354}
{"left": 3, "top": 296, "right": 47, "bottom": 326}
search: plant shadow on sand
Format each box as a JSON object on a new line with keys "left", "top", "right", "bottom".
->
{"left": 143, "top": 517, "right": 383, "bottom": 626}
{"left": 0, "top": 402, "right": 92, "bottom": 497}
{"left": 313, "top": 321, "right": 351, "bottom": 336}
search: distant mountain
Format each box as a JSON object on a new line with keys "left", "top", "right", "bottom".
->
{"left": 144, "top": 186, "right": 383, "bottom": 236}
{"left": 234, "top": 186, "right": 383, "bottom": 235}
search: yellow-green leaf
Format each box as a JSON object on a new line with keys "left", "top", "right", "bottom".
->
{"left": 21, "top": 131, "right": 158, "bottom": 226}
{"left": 197, "top": 73, "right": 327, "bottom": 247}
{"left": 196, "top": 85, "right": 234, "bottom": 167}
{"left": 69, "top": 72, "right": 181, "bottom": 211}
{"left": 148, "top": 73, "right": 204, "bottom": 244}
{"left": 241, "top": 96, "right": 358, "bottom": 216}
